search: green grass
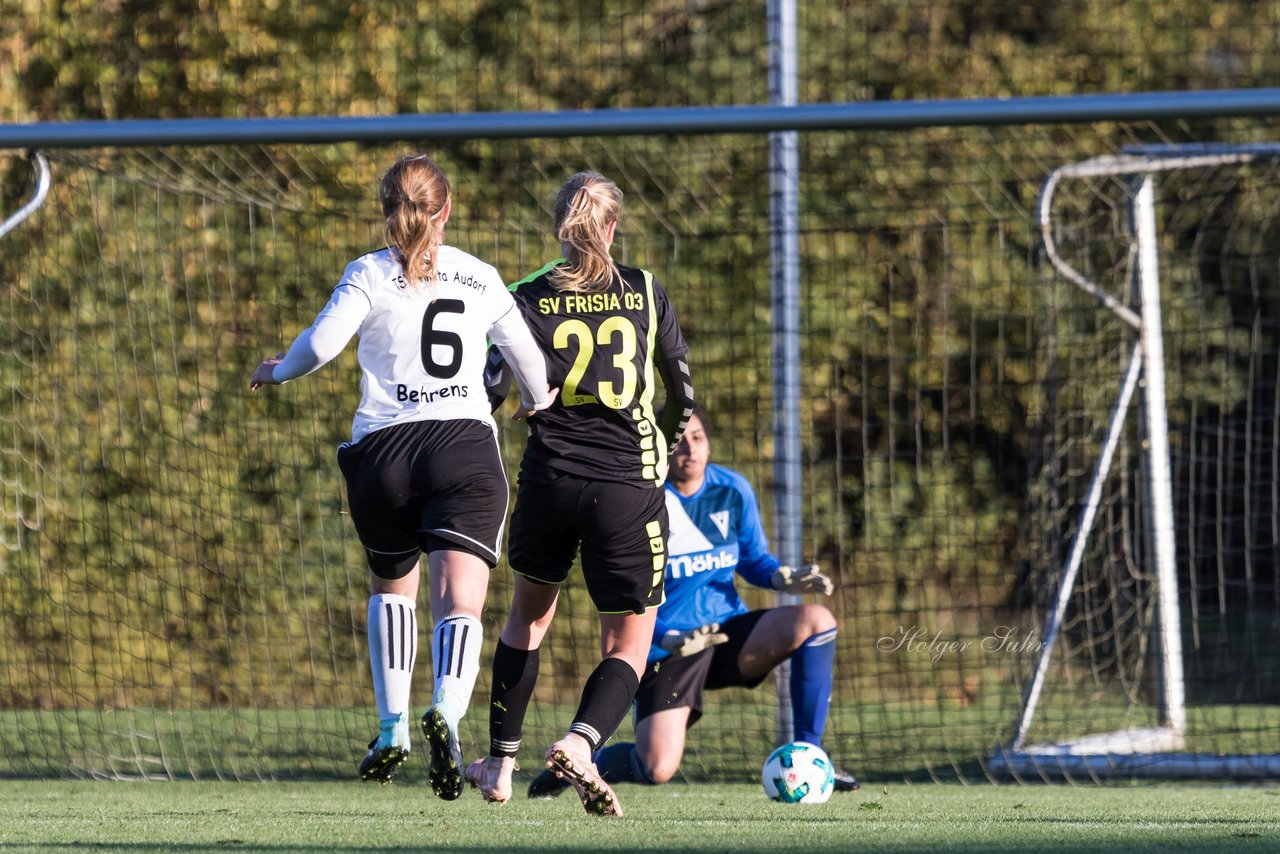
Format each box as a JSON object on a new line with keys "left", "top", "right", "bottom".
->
{"left": 5, "top": 701, "right": 1280, "bottom": 784}
{"left": 0, "top": 780, "right": 1277, "bottom": 853}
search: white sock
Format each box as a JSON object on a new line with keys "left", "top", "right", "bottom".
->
{"left": 431, "top": 614, "right": 483, "bottom": 729}
{"left": 367, "top": 593, "right": 418, "bottom": 721}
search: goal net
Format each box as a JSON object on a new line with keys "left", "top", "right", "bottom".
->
{"left": 4, "top": 129, "right": 1280, "bottom": 784}
{"left": 0, "top": 139, "right": 825, "bottom": 781}
{"left": 990, "top": 144, "right": 1280, "bottom": 780}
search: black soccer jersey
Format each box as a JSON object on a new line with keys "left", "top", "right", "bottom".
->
{"left": 510, "top": 259, "right": 689, "bottom": 487}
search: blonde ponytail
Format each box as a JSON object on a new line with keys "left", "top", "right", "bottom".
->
{"left": 379, "top": 155, "right": 451, "bottom": 289}
{"left": 549, "top": 172, "right": 623, "bottom": 293}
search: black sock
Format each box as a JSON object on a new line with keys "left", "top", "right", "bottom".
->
{"left": 488, "top": 640, "right": 539, "bottom": 758}
{"left": 566, "top": 657, "right": 639, "bottom": 751}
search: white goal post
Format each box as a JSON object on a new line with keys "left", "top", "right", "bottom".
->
{"left": 990, "top": 143, "right": 1280, "bottom": 781}
{"left": 0, "top": 151, "right": 49, "bottom": 242}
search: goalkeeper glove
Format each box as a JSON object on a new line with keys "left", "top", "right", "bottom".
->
{"left": 770, "top": 564, "right": 834, "bottom": 596}
{"left": 659, "top": 623, "right": 729, "bottom": 658}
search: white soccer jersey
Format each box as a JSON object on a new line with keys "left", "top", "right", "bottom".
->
{"left": 272, "top": 245, "right": 548, "bottom": 442}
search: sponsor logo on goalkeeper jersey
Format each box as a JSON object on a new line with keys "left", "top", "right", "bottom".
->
{"left": 667, "top": 546, "right": 739, "bottom": 579}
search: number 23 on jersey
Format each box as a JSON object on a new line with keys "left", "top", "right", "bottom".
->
{"left": 552, "top": 316, "right": 640, "bottom": 409}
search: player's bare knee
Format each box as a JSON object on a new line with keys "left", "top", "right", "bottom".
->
{"left": 801, "top": 603, "right": 837, "bottom": 635}
{"left": 644, "top": 760, "right": 678, "bottom": 784}
{"left": 511, "top": 601, "right": 557, "bottom": 638}
{"left": 635, "top": 745, "right": 678, "bottom": 784}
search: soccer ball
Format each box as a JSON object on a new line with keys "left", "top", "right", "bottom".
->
{"left": 761, "top": 741, "right": 835, "bottom": 804}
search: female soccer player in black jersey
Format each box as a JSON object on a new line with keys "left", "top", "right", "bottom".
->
{"left": 250, "top": 154, "right": 552, "bottom": 798}
{"left": 468, "top": 172, "right": 695, "bottom": 816}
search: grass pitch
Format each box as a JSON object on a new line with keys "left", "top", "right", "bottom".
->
{"left": 0, "top": 778, "right": 1277, "bottom": 853}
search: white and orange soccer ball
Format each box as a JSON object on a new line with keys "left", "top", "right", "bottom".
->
{"left": 761, "top": 741, "right": 835, "bottom": 804}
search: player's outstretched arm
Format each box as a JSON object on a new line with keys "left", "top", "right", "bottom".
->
{"left": 249, "top": 284, "right": 366, "bottom": 391}
{"left": 770, "top": 564, "right": 835, "bottom": 596}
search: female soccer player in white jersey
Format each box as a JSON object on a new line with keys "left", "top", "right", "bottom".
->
{"left": 466, "top": 172, "right": 695, "bottom": 816}
{"left": 249, "top": 154, "right": 552, "bottom": 799}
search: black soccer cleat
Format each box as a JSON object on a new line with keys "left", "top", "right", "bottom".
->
{"left": 422, "top": 707, "right": 464, "bottom": 800}
{"left": 526, "top": 766, "right": 571, "bottom": 799}
{"left": 358, "top": 738, "right": 409, "bottom": 785}
{"left": 832, "top": 765, "right": 861, "bottom": 792}
{"left": 358, "top": 714, "right": 410, "bottom": 784}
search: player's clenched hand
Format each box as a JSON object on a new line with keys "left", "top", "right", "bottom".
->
{"left": 659, "top": 623, "right": 729, "bottom": 658}
{"left": 770, "top": 564, "right": 835, "bottom": 596}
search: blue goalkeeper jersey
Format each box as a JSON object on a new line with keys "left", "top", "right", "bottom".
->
{"left": 650, "top": 463, "right": 781, "bottom": 662}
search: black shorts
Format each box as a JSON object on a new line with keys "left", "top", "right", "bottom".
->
{"left": 633, "top": 610, "right": 769, "bottom": 727}
{"left": 507, "top": 472, "right": 667, "bottom": 614}
{"left": 336, "top": 418, "right": 508, "bottom": 578}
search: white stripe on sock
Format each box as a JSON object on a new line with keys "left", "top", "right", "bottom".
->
{"left": 802, "top": 627, "right": 839, "bottom": 648}
{"left": 568, "top": 722, "right": 602, "bottom": 748}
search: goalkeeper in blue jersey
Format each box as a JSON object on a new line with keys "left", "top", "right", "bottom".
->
{"left": 528, "top": 406, "right": 858, "bottom": 796}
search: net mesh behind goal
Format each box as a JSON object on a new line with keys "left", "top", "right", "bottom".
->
{"left": 999, "top": 147, "right": 1280, "bottom": 778}
{"left": 2, "top": 127, "right": 1279, "bottom": 783}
